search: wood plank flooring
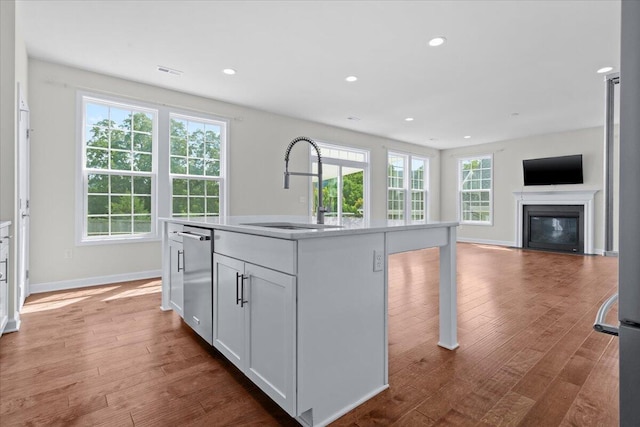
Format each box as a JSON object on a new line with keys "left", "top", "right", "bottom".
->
{"left": 0, "top": 243, "right": 619, "bottom": 426}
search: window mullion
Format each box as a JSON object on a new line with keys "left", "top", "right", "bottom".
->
{"left": 404, "top": 155, "right": 410, "bottom": 223}
{"left": 337, "top": 166, "right": 343, "bottom": 224}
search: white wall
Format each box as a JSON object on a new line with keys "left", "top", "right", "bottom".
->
{"left": 440, "top": 127, "right": 606, "bottom": 251}
{"left": 28, "top": 59, "right": 439, "bottom": 288}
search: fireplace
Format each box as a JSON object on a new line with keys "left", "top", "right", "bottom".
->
{"left": 523, "top": 205, "right": 584, "bottom": 253}
{"left": 513, "top": 190, "right": 598, "bottom": 255}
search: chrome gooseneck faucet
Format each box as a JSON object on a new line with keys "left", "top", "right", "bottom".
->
{"left": 283, "top": 136, "right": 327, "bottom": 224}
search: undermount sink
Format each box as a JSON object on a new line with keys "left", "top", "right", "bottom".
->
{"left": 240, "top": 222, "right": 343, "bottom": 230}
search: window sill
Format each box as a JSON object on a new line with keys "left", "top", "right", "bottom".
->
{"left": 460, "top": 221, "right": 493, "bottom": 226}
{"left": 78, "top": 235, "right": 161, "bottom": 246}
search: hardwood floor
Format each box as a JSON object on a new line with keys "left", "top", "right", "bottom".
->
{"left": 0, "top": 243, "right": 619, "bottom": 426}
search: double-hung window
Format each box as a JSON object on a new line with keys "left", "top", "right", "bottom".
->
{"left": 387, "top": 152, "right": 429, "bottom": 224}
{"left": 169, "top": 114, "right": 225, "bottom": 218}
{"left": 458, "top": 155, "right": 492, "bottom": 224}
{"left": 79, "top": 94, "right": 228, "bottom": 243}
{"left": 311, "top": 142, "right": 369, "bottom": 226}
{"left": 81, "top": 97, "right": 157, "bottom": 241}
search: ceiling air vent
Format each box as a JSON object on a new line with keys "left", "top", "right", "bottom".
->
{"left": 157, "top": 66, "right": 183, "bottom": 76}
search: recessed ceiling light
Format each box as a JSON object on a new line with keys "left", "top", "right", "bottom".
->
{"left": 511, "top": 112, "right": 520, "bottom": 117}
{"left": 428, "top": 36, "right": 447, "bottom": 47}
{"left": 404, "top": 117, "right": 414, "bottom": 122}
{"left": 157, "top": 65, "right": 182, "bottom": 76}
{"left": 597, "top": 66, "right": 613, "bottom": 74}
{"left": 464, "top": 135, "right": 471, "bottom": 139}
{"left": 223, "top": 68, "right": 237, "bottom": 75}
{"left": 345, "top": 76, "right": 358, "bottom": 82}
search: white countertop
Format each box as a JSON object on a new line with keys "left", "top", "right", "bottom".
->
{"left": 0, "top": 221, "right": 11, "bottom": 229}
{"left": 161, "top": 215, "right": 458, "bottom": 240}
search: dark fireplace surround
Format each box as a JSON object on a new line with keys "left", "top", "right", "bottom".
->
{"left": 523, "top": 204, "right": 585, "bottom": 254}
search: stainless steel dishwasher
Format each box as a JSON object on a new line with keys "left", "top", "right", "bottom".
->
{"left": 179, "top": 226, "right": 213, "bottom": 345}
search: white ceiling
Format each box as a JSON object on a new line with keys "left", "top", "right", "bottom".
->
{"left": 16, "top": 0, "right": 620, "bottom": 149}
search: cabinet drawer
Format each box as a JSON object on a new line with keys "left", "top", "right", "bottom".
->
{"left": 167, "top": 222, "right": 184, "bottom": 242}
{"left": 214, "top": 230, "right": 296, "bottom": 275}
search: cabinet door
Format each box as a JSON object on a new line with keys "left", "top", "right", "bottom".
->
{"left": 168, "top": 240, "right": 184, "bottom": 317}
{"left": 213, "top": 254, "right": 245, "bottom": 370}
{"left": 244, "top": 263, "right": 296, "bottom": 416}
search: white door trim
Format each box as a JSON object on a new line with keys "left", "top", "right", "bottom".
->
{"left": 17, "top": 83, "right": 30, "bottom": 307}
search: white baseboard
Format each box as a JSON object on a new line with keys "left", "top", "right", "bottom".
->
{"left": 4, "top": 316, "right": 21, "bottom": 333}
{"left": 30, "top": 270, "right": 162, "bottom": 294}
{"left": 456, "top": 237, "right": 516, "bottom": 247}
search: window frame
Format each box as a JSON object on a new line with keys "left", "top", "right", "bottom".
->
{"left": 168, "top": 112, "right": 228, "bottom": 219}
{"left": 77, "top": 93, "right": 159, "bottom": 244}
{"left": 457, "top": 154, "right": 493, "bottom": 225}
{"left": 387, "top": 151, "right": 430, "bottom": 224}
{"left": 309, "top": 141, "right": 370, "bottom": 226}
{"left": 76, "top": 92, "right": 229, "bottom": 245}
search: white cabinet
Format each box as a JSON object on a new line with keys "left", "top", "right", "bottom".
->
{"left": 161, "top": 220, "right": 456, "bottom": 426}
{"left": 213, "top": 241, "right": 297, "bottom": 416}
{"left": 212, "top": 254, "right": 244, "bottom": 368}
{"left": 244, "top": 262, "right": 296, "bottom": 415}
{"left": 0, "top": 222, "right": 10, "bottom": 336}
{"left": 167, "top": 224, "right": 184, "bottom": 317}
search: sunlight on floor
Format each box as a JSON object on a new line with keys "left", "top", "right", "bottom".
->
{"left": 21, "top": 280, "right": 162, "bottom": 312}
{"left": 101, "top": 281, "right": 162, "bottom": 301}
{"left": 21, "top": 296, "right": 90, "bottom": 313}
{"left": 30, "top": 285, "right": 121, "bottom": 303}
{"left": 473, "top": 244, "right": 513, "bottom": 251}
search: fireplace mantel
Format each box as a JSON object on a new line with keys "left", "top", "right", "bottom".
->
{"left": 513, "top": 190, "right": 598, "bottom": 254}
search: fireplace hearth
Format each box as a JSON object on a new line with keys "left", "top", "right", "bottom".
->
{"left": 523, "top": 205, "right": 584, "bottom": 253}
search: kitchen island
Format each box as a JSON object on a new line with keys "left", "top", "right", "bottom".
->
{"left": 161, "top": 216, "right": 458, "bottom": 427}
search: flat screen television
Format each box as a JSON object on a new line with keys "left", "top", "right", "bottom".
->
{"left": 523, "top": 154, "right": 583, "bottom": 186}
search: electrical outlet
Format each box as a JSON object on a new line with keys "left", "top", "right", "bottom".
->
{"left": 64, "top": 249, "right": 73, "bottom": 259}
{"left": 373, "top": 250, "right": 383, "bottom": 272}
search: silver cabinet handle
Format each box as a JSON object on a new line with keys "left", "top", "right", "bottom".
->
{"left": 192, "top": 316, "right": 200, "bottom": 325}
{"left": 238, "top": 273, "right": 248, "bottom": 307}
{"left": 177, "top": 231, "right": 211, "bottom": 241}
{"left": 235, "top": 272, "right": 241, "bottom": 305}
{"left": 177, "top": 249, "right": 184, "bottom": 272}
{"left": 593, "top": 293, "right": 619, "bottom": 336}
